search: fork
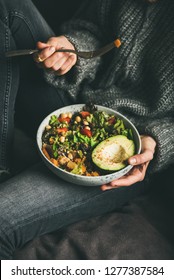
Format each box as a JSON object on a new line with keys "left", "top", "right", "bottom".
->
{"left": 5, "top": 38, "right": 121, "bottom": 59}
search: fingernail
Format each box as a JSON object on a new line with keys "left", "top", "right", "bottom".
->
{"left": 129, "top": 158, "right": 136, "bottom": 164}
{"left": 101, "top": 185, "right": 111, "bottom": 191}
{"left": 49, "top": 46, "right": 55, "bottom": 52}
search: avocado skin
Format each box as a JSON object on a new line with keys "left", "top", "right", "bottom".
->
{"left": 92, "top": 135, "right": 135, "bottom": 171}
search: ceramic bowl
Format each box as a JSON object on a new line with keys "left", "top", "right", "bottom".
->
{"left": 36, "top": 104, "right": 141, "bottom": 186}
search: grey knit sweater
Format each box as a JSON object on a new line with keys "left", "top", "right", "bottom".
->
{"left": 45, "top": 0, "right": 174, "bottom": 173}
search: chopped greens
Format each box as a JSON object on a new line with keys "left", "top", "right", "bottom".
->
{"left": 41, "top": 105, "right": 134, "bottom": 176}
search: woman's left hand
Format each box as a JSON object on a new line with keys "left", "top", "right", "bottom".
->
{"left": 101, "top": 135, "right": 156, "bottom": 191}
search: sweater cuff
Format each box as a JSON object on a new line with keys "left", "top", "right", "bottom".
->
{"left": 44, "top": 29, "right": 101, "bottom": 103}
{"left": 63, "top": 30, "right": 101, "bottom": 67}
{"left": 138, "top": 119, "right": 174, "bottom": 173}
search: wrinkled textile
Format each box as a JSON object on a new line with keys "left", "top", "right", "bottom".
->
{"left": 0, "top": 0, "right": 174, "bottom": 260}
{"left": 14, "top": 192, "right": 174, "bottom": 260}
{"left": 45, "top": 0, "right": 174, "bottom": 173}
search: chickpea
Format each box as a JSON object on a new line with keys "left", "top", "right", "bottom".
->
{"left": 68, "top": 153, "right": 73, "bottom": 160}
{"left": 59, "top": 156, "right": 70, "bottom": 165}
{"left": 60, "top": 113, "right": 67, "bottom": 119}
{"left": 67, "top": 112, "right": 72, "bottom": 118}
{"left": 59, "top": 136, "right": 65, "bottom": 143}
{"left": 75, "top": 116, "right": 81, "bottom": 123}
{"left": 45, "top": 125, "right": 51, "bottom": 131}
{"left": 49, "top": 137, "right": 54, "bottom": 144}
{"left": 83, "top": 120, "right": 89, "bottom": 126}
{"left": 84, "top": 126, "right": 91, "bottom": 130}
{"left": 67, "top": 161, "right": 77, "bottom": 170}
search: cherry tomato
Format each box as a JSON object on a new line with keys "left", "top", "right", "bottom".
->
{"left": 80, "top": 111, "right": 91, "bottom": 118}
{"left": 57, "top": 127, "right": 68, "bottom": 134}
{"left": 58, "top": 117, "right": 71, "bottom": 123}
{"left": 81, "top": 128, "right": 92, "bottom": 137}
{"left": 108, "top": 117, "right": 116, "bottom": 125}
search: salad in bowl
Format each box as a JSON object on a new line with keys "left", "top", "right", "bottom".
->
{"left": 37, "top": 104, "right": 141, "bottom": 186}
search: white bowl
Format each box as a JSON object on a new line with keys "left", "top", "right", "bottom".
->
{"left": 36, "top": 104, "right": 141, "bottom": 186}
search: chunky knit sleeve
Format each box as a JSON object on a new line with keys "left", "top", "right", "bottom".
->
{"left": 44, "top": 0, "right": 110, "bottom": 102}
{"left": 137, "top": 118, "right": 174, "bottom": 173}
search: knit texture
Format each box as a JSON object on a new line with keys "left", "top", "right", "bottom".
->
{"left": 44, "top": 0, "right": 174, "bottom": 173}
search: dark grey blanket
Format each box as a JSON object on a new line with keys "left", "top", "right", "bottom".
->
{"left": 14, "top": 190, "right": 174, "bottom": 260}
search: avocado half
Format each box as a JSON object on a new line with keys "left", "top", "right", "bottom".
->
{"left": 92, "top": 135, "right": 135, "bottom": 171}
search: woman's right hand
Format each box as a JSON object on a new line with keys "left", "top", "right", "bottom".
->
{"left": 34, "top": 35, "right": 77, "bottom": 75}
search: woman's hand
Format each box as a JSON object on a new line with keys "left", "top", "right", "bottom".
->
{"left": 34, "top": 36, "right": 77, "bottom": 75}
{"left": 101, "top": 135, "right": 156, "bottom": 191}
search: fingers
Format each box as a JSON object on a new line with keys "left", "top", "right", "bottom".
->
{"left": 128, "top": 149, "right": 154, "bottom": 166}
{"left": 101, "top": 162, "right": 148, "bottom": 191}
{"left": 110, "top": 163, "right": 148, "bottom": 187}
{"left": 34, "top": 46, "right": 55, "bottom": 63}
{"left": 128, "top": 135, "right": 156, "bottom": 166}
{"left": 101, "top": 135, "right": 157, "bottom": 191}
{"left": 34, "top": 36, "right": 77, "bottom": 75}
{"left": 34, "top": 47, "right": 76, "bottom": 74}
{"left": 34, "top": 41, "right": 55, "bottom": 62}
{"left": 43, "top": 51, "right": 68, "bottom": 69}
{"left": 36, "top": 37, "right": 59, "bottom": 50}
{"left": 36, "top": 41, "right": 50, "bottom": 50}
{"left": 34, "top": 43, "right": 77, "bottom": 75}
{"left": 56, "top": 55, "right": 77, "bottom": 75}
{"left": 141, "top": 135, "right": 156, "bottom": 152}
{"left": 39, "top": 51, "right": 76, "bottom": 74}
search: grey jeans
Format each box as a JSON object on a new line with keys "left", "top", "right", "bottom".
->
{"left": 0, "top": 162, "right": 146, "bottom": 259}
{"left": 0, "top": 0, "right": 66, "bottom": 173}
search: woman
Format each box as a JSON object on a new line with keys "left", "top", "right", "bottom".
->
{"left": 0, "top": 0, "right": 173, "bottom": 259}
